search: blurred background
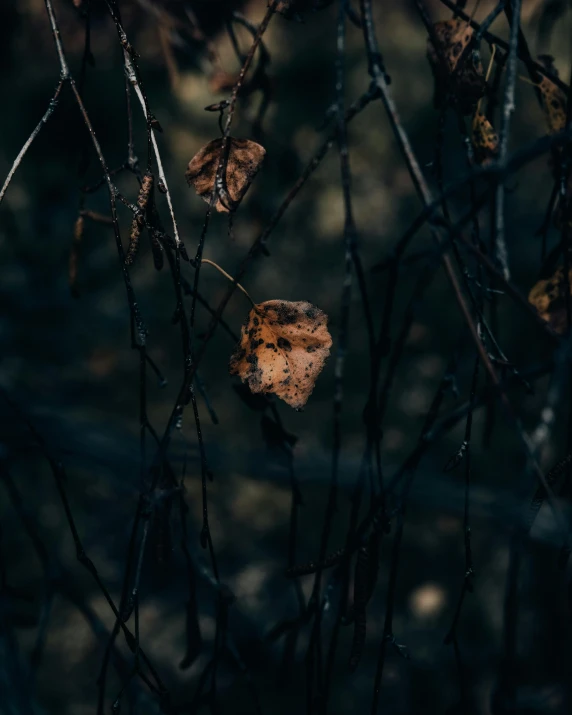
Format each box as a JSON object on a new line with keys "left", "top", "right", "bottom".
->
{"left": 1, "top": 0, "right": 572, "bottom": 713}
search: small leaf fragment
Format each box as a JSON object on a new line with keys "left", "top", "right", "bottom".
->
{"left": 471, "top": 111, "right": 499, "bottom": 165}
{"left": 528, "top": 265, "right": 572, "bottom": 334}
{"left": 185, "top": 137, "right": 266, "bottom": 213}
{"left": 229, "top": 300, "right": 332, "bottom": 409}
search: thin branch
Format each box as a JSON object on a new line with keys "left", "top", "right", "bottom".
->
{"left": 0, "top": 81, "right": 64, "bottom": 206}
{"left": 493, "top": 0, "right": 522, "bottom": 281}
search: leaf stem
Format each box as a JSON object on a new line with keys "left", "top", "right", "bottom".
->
{"left": 201, "top": 259, "right": 255, "bottom": 305}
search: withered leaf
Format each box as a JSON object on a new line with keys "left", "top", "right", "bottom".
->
{"left": 427, "top": 19, "right": 485, "bottom": 115}
{"left": 472, "top": 111, "right": 499, "bottom": 165}
{"left": 538, "top": 75, "right": 568, "bottom": 135}
{"left": 229, "top": 300, "right": 332, "bottom": 410}
{"left": 185, "top": 137, "right": 266, "bottom": 213}
{"left": 428, "top": 19, "right": 473, "bottom": 74}
{"left": 528, "top": 265, "right": 572, "bottom": 334}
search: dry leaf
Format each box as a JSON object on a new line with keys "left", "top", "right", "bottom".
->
{"left": 538, "top": 75, "right": 567, "bottom": 134}
{"left": 185, "top": 137, "right": 265, "bottom": 213}
{"left": 528, "top": 265, "right": 572, "bottom": 334}
{"left": 229, "top": 300, "right": 332, "bottom": 409}
{"left": 427, "top": 19, "right": 485, "bottom": 115}
{"left": 472, "top": 111, "right": 499, "bottom": 165}
{"left": 427, "top": 19, "right": 473, "bottom": 74}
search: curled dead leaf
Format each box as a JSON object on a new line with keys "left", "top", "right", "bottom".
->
{"left": 427, "top": 19, "right": 485, "bottom": 115}
{"left": 229, "top": 300, "right": 332, "bottom": 410}
{"left": 471, "top": 111, "right": 499, "bottom": 165}
{"left": 185, "top": 137, "right": 266, "bottom": 213}
{"left": 528, "top": 265, "right": 572, "bottom": 334}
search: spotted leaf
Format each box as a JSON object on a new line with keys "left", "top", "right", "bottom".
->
{"left": 538, "top": 75, "right": 568, "bottom": 135}
{"left": 229, "top": 300, "right": 332, "bottom": 409}
{"left": 472, "top": 111, "right": 499, "bottom": 165}
{"left": 427, "top": 19, "right": 485, "bottom": 115}
{"left": 528, "top": 266, "right": 572, "bottom": 334}
{"left": 185, "top": 137, "right": 266, "bottom": 213}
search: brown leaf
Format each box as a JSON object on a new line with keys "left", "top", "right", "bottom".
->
{"left": 427, "top": 19, "right": 474, "bottom": 74}
{"left": 528, "top": 266, "right": 572, "bottom": 334}
{"left": 471, "top": 111, "right": 499, "bottom": 165}
{"left": 538, "top": 75, "right": 568, "bottom": 135}
{"left": 427, "top": 19, "right": 485, "bottom": 115}
{"left": 229, "top": 300, "right": 332, "bottom": 409}
{"left": 185, "top": 137, "right": 266, "bottom": 213}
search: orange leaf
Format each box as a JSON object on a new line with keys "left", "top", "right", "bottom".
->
{"left": 229, "top": 300, "right": 332, "bottom": 410}
{"left": 528, "top": 266, "right": 572, "bottom": 334}
{"left": 185, "top": 137, "right": 266, "bottom": 213}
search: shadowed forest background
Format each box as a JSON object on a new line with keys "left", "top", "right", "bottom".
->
{"left": 2, "top": 0, "right": 572, "bottom": 713}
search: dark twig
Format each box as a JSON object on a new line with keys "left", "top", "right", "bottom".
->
{"left": 493, "top": 0, "right": 522, "bottom": 281}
